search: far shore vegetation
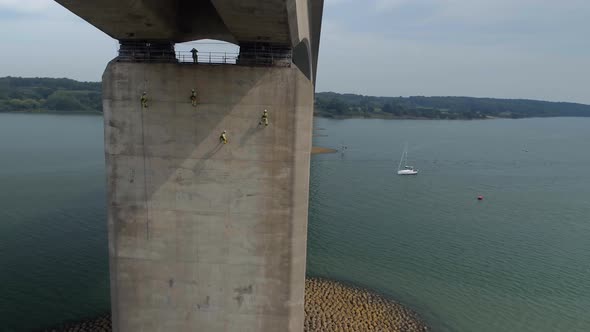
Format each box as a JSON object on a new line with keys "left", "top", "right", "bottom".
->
{"left": 1, "top": 77, "right": 100, "bottom": 113}
{"left": 315, "top": 92, "right": 590, "bottom": 120}
{"left": 2, "top": 77, "right": 590, "bottom": 119}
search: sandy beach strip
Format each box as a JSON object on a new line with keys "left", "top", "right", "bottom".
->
{"left": 312, "top": 146, "right": 338, "bottom": 154}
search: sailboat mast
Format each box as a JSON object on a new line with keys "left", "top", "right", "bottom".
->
{"left": 398, "top": 143, "right": 407, "bottom": 171}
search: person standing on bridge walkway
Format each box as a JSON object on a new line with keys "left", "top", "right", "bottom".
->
{"left": 191, "top": 48, "right": 198, "bottom": 64}
{"left": 220, "top": 130, "right": 228, "bottom": 144}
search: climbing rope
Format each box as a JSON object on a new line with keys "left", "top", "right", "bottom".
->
{"left": 139, "top": 74, "right": 150, "bottom": 240}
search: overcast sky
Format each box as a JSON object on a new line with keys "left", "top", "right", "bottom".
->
{"left": 1, "top": 0, "right": 589, "bottom": 103}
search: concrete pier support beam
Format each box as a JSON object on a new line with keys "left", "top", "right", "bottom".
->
{"left": 103, "top": 62, "right": 313, "bottom": 331}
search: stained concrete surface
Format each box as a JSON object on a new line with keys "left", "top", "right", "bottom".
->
{"left": 103, "top": 62, "right": 313, "bottom": 331}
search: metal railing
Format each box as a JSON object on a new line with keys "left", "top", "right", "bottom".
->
{"left": 176, "top": 51, "right": 238, "bottom": 64}
{"left": 117, "top": 49, "right": 292, "bottom": 67}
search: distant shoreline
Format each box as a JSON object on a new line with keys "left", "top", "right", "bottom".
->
{"left": 315, "top": 114, "right": 494, "bottom": 120}
{"left": 4, "top": 77, "right": 590, "bottom": 118}
{"left": 0, "top": 110, "right": 102, "bottom": 115}
{"left": 4, "top": 111, "right": 589, "bottom": 121}
{"left": 313, "top": 114, "right": 590, "bottom": 120}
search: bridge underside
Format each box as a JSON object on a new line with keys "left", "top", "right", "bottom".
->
{"left": 56, "top": 0, "right": 323, "bottom": 81}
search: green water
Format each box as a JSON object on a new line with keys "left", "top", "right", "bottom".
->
{"left": 0, "top": 114, "right": 109, "bottom": 331}
{"left": 309, "top": 117, "right": 590, "bottom": 332}
{"left": 1, "top": 113, "right": 589, "bottom": 331}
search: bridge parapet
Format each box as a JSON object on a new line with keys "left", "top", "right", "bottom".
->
{"left": 116, "top": 41, "right": 293, "bottom": 66}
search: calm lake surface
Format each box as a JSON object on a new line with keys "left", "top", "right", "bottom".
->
{"left": 1, "top": 113, "right": 590, "bottom": 331}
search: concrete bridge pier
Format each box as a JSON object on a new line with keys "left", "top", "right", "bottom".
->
{"left": 103, "top": 61, "right": 313, "bottom": 331}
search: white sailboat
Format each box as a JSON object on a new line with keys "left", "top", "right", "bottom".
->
{"left": 397, "top": 144, "right": 418, "bottom": 175}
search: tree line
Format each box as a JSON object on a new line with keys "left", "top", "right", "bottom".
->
{"left": 0, "top": 77, "right": 101, "bottom": 113}
{"left": 2, "top": 77, "right": 589, "bottom": 119}
{"left": 315, "top": 92, "right": 590, "bottom": 119}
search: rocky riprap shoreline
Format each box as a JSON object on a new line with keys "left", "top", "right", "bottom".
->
{"left": 36, "top": 278, "right": 428, "bottom": 332}
{"left": 37, "top": 314, "right": 111, "bottom": 332}
{"left": 304, "top": 278, "right": 428, "bottom": 332}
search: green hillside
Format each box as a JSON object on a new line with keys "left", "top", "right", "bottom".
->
{"left": 0, "top": 77, "right": 101, "bottom": 113}
{"left": 2, "top": 77, "right": 589, "bottom": 119}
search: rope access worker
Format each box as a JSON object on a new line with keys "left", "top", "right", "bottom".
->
{"left": 140, "top": 92, "right": 148, "bottom": 109}
{"left": 259, "top": 109, "right": 269, "bottom": 126}
{"left": 220, "top": 130, "right": 228, "bottom": 144}
{"left": 190, "top": 48, "right": 198, "bottom": 64}
{"left": 190, "top": 89, "right": 197, "bottom": 107}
